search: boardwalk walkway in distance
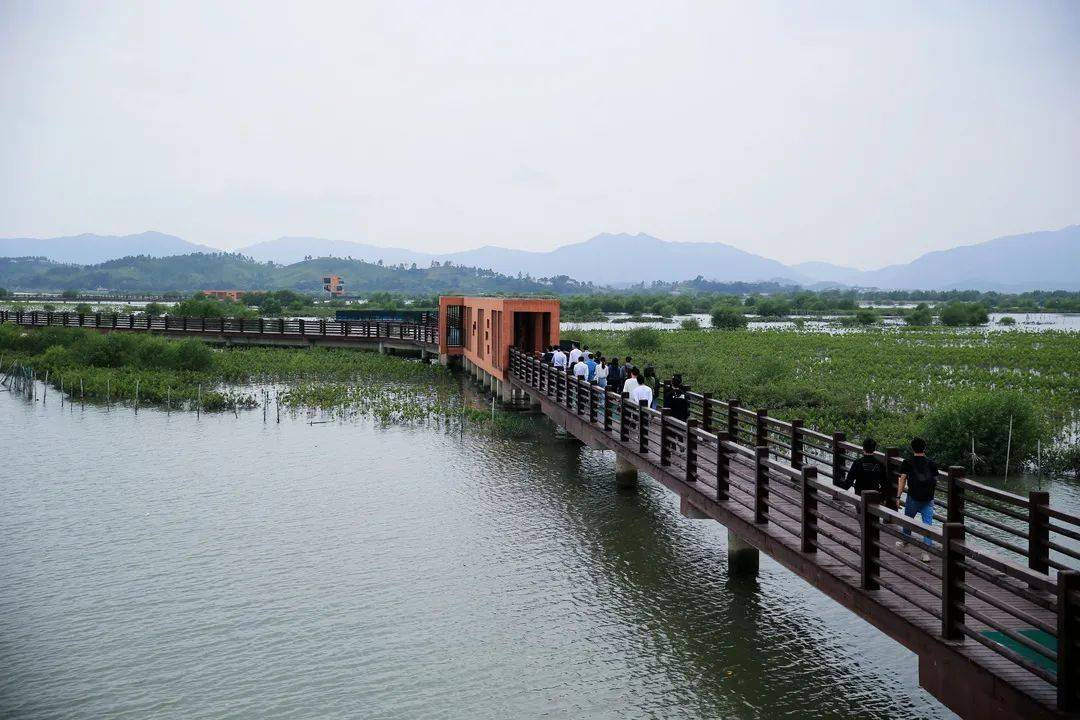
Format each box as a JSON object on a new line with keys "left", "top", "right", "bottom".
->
{"left": 0, "top": 310, "right": 439, "bottom": 355}
{"left": 508, "top": 348, "right": 1080, "bottom": 720}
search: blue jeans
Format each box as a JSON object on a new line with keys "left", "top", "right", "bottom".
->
{"left": 902, "top": 496, "right": 934, "bottom": 546}
{"left": 597, "top": 378, "right": 607, "bottom": 388}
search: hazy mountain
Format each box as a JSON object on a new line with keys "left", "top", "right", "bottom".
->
{"left": 791, "top": 261, "right": 861, "bottom": 284}
{"left": 858, "top": 226, "right": 1080, "bottom": 291}
{"left": 0, "top": 231, "right": 211, "bottom": 264}
{"left": 238, "top": 236, "right": 432, "bottom": 266}
{"left": 439, "top": 233, "right": 804, "bottom": 285}
{"left": 0, "top": 253, "right": 590, "bottom": 295}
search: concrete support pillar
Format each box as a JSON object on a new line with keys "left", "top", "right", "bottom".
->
{"left": 727, "top": 530, "right": 760, "bottom": 578}
{"left": 679, "top": 496, "right": 709, "bottom": 520}
{"left": 439, "top": 353, "right": 450, "bottom": 367}
{"left": 378, "top": 342, "right": 386, "bottom": 355}
{"left": 615, "top": 453, "right": 638, "bottom": 488}
{"left": 500, "top": 379, "right": 513, "bottom": 404}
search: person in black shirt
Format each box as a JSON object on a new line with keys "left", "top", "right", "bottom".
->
{"left": 896, "top": 437, "right": 939, "bottom": 562}
{"left": 843, "top": 438, "right": 887, "bottom": 496}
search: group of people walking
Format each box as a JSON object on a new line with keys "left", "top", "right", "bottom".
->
{"left": 539, "top": 340, "right": 941, "bottom": 564}
{"left": 841, "top": 436, "right": 940, "bottom": 563}
{"left": 543, "top": 342, "right": 658, "bottom": 409}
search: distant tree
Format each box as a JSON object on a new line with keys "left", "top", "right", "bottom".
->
{"left": 60, "top": 289, "right": 80, "bottom": 300}
{"left": 680, "top": 317, "right": 701, "bottom": 330}
{"left": 855, "top": 308, "right": 878, "bottom": 325}
{"left": 940, "top": 301, "right": 989, "bottom": 326}
{"left": 710, "top": 306, "right": 748, "bottom": 330}
{"left": 904, "top": 303, "right": 933, "bottom": 326}
{"left": 74, "top": 303, "right": 93, "bottom": 315}
{"left": 998, "top": 315, "right": 1017, "bottom": 326}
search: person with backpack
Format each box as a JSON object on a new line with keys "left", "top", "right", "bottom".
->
{"left": 843, "top": 438, "right": 887, "bottom": 496}
{"left": 895, "top": 437, "right": 939, "bottom": 562}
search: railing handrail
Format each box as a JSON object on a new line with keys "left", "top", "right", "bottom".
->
{"left": 0, "top": 309, "right": 439, "bottom": 346}
{"left": 508, "top": 347, "right": 1080, "bottom": 710}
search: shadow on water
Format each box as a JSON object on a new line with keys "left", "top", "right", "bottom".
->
{"left": 463, "top": 415, "right": 949, "bottom": 719}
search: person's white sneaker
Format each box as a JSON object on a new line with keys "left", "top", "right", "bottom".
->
{"left": 921, "top": 552, "right": 931, "bottom": 563}
{"left": 895, "top": 540, "right": 907, "bottom": 550}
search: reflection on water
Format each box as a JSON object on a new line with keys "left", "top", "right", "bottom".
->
{"left": 0, "top": 384, "right": 998, "bottom": 719}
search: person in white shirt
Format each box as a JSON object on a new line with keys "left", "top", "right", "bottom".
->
{"left": 622, "top": 368, "right": 640, "bottom": 397}
{"left": 631, "top": 381, "right": 653, "bottom": 407}
{"left": 568, "top": 344, "right": 582, "bottom": 365}
{"left": 552, "top": 349, "right": 568, "bottom": 369}
{"left": 595, "top": 358, "right": 609, "bottom": 388}
{"left": 572, "top": 358, "right": 589, "bottom": 378}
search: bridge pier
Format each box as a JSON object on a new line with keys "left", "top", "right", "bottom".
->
{"left": 615, "top": 453, "right": 638, "bottom": 488}
{"left": 679, "top": 496, "right": 709, "bottom": 520}
{"left": 727, "top": 530, "right": 760, "bottom": 578}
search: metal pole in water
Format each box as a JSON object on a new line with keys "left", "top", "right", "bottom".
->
{"left": 42, "top": 370, "right": 48, "bottom": 402}
{"left": 60, "top": 375, "right": 64, "bottom": 406}
{"left": 1004, "top": 415, "right": 1013, "bottom": 483}
{"left": 106, "top": 378, "right": 110, "bottom": 407}
{"left": 135, "top": 379, "right": 140, "bottom": 414}
{"left": 80, "top": 377, "right": 84, "bottom": 407}
{"left": 263, "top": 391, "right": 267, "bottom": 423}
{"left": 167, "top": 386, "right": 171, "bottom": 415}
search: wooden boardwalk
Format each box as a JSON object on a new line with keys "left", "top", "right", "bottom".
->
{"left": 0, "top": 310, "right": 439, "bottom": 350}
{"left": 508, "top": 349, "right": 1080, "bottom": 720}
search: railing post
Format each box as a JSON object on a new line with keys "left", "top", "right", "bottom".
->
{"left": 638, "top": 399, "right": 649, "bottom": 456}
{"left": 860, "top": 490, "right": 882, "bottom": 590}
{"left": 800, "top": 467, "right": 818, "bottom": 553}
{"left": 715, "top": 432, "right": 730, "bottom": 502}
{"left": 299, "top": 318, "right": 306, "bottom": 335}
{"left": 700, "top": 392, "right": 713, "bottom": 432}
{"left": 259, "top": 317, "right": 265, "bottom": 334}
{"left": 754, "top": 446, "right": 769, "bottom": 524}
{"left": 659, "top": 409, "right": 672, "bottom": 466}
{"left": 603, "top": 388, "right": 613, "bottom": 432}
{"left": 78, "top": 312, "right": 84, "bottom": 327}
{"left": 946, "top": 466, "right": 965, "bottom": 524}
{"left": 883, "top": 447, "right": 900, "bottom": 509}
{"left": 1058, "top": 571, "right": 1079, "bottom": 711}
{"left": 685, "top": 419, "right": 698, "bottom": 483}
{"left": 201, "top": 316, "right": 206, "bottom": 332}
{"left": 588, "top": 380, "right": 598, "bottom": 425}
{"left": 755, "top": 408, "right": 768, "bottom": 448}
{"left": 321, "top": 319, "right": 327, "bottom": 336}
{"left": 941, "top": 522, "right": 965, "bottom": 641}
{"left": 182, "top": 316, "right": 188, "bottom": 332}
{"left": 727, "top": 398, "right": 740, "bottom": 440}
{"left": 130, "top": 314, "right": 135, "bottom": 329}
{"left": 791, "top": 419, "right": 804, "bottom": 469}
{"left": 1029, "top": 490, "right": 1051, "bottom": 577}
{"left": 620, "top": 392, "right": 631, "bottom": 443}
{"left": 831, "top": 432, "right": 846, "bottom": 487}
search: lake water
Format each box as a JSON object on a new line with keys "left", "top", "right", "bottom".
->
{"left": 3, "top": 383, "right": 1074, "bottom": 719}
{"left": 563, "top": 312, "right": 1080, "bottom": 333}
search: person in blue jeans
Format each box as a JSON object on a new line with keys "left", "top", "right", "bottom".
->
{"left": 895, "top": 437, "right": 939, "bottom": 563}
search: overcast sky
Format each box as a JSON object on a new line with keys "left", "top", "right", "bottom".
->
{"left": 1, "top": 1, "right": 1077, "bottom": 268}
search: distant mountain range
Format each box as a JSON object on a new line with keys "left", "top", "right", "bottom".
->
{"left": 0, "top": 231, "right": 211, "bottom": 264}
{"left": 3, "top": 225, "right": 1078, "bottom": 291}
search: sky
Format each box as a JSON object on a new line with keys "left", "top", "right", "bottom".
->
{"left": 1, "top": 1, "right": 1077, "bottom": 269}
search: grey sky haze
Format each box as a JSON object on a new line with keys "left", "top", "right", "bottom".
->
{"left": 1, "top": 1, "right": 1077, "bottom": 269}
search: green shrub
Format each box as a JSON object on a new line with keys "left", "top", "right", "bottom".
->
{"left": 171, "top": 340, "right": 213, "bottom": 371}
{"left": 920, "top": 391, "right": 1042, "bottom": 474}
{"left": 680, "top": 317, "right": 701, "bottom": 331}
{"left": 998, "top": 316, "right": 1017, "bottom": 326}
{"left": 904, "top": 303, "right": 933, "bottom": 326}
{"left": 626, "top": 326, "right": 661, "bottom": 351}
{"left": 710, "top": 306, "right": 748, "bottom": 330}
{"left": 755, "top": 298, "right": 790, "bottom": 318}
{"left": 940, "top": 301, "right": 989, "bottom": 326}
{"left": 855, "top": 308, "right": 878, "bottom": 325}
{"left": 74, "top": 303, "right": 93, "bottom": 315}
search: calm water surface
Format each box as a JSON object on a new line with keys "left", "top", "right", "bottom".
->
{"left": 13, "top": 381, "right": 1071, "bottom": 719}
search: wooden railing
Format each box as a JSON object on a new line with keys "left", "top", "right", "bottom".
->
{"left": 0, "top": 310, "right": 439, "bottom": 346}
{"left": 510, "top": 348, "right": 1080, "bottom": 711}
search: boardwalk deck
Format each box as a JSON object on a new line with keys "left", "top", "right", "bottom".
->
{"left": 508, "top": 349, "right": 1080, "bottom": 720}
{"left": 0, "top": 310, "right": 439, "bottom": 350}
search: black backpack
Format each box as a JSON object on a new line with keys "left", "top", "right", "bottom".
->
{"left": 907, "top": 459, "right": 937, "bottom": 502}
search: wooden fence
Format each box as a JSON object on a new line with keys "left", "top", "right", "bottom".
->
{"left": 0, "top": 310, "right": 439, "bottom": 346}
{"left": 510, "top": 348, "right": 1080, "bottom": 711}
